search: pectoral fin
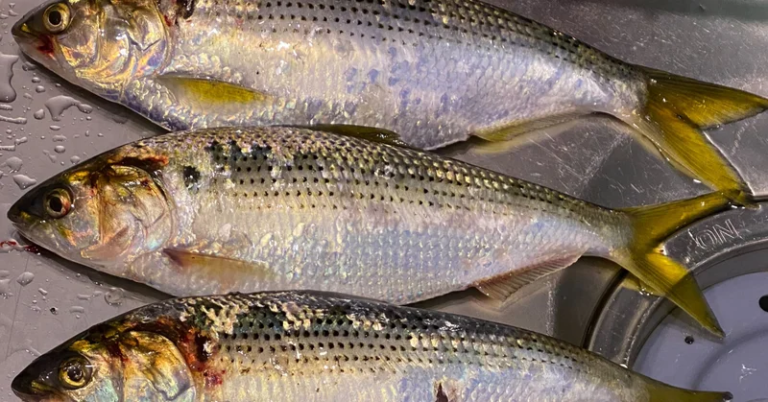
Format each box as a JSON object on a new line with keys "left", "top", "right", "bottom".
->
{"left": 157, "top": 75, "right": 269, "bottom": 106}
{"left": 474, "top": 254, "right": 582, "bottom": 304}
{"left": 163, "top": 248, "right": 274, "bottom": 280}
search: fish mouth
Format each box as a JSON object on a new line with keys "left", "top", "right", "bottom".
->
{"left": 12, "top": 368, "right": 52, "bottom": 402}
{"left": 12, "top": 15, "right": 59, "bottom": 70}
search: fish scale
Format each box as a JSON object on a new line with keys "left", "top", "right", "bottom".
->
{"left": 12, "top": 292, "right": 731, "bottom": 401}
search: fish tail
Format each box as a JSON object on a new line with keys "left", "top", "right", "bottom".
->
{"left": 626, "top": 66, "right": 768, "bottom": 194}
{"left": 645, "top": 378, "right": 732, "bottom": 402}
{"left": 616, "top": 190, "right": 741, "bottom": 337}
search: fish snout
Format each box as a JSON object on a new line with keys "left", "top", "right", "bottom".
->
{"left": 7, "top": 201, "right": 22, "bottom": 224}
{"left": 11, "top": 368, "right": 45, "bottom": 401}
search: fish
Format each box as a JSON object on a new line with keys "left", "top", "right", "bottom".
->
{"left": 11, "top": 291, "right": 732, "bottom": 402}
{"left": 7, "top": 126, "right": 736, "bottom": 336}
{"left": 12, "top": 0, "right": 768, "bottom": 195}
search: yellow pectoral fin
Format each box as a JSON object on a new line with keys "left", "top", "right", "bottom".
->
{"left": 157, "top": 76, "right": 270, "bottom": 106}
{"left": 163, "top": 248, "right": 274, "bottom": 282}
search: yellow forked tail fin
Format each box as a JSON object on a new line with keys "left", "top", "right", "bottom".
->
{"left": 645, "top": 377, "right": 731, "bottom": 402}
{"left": 628, "top": 67, "right": 768, "bottom": 194}
{"left": 617, "top": 190, "right": 741, "bottom": 337}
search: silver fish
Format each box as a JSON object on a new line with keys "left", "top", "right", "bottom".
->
{"left": 11, "top": 291, "right": 732, "bottom": 402}
{"left": 7, "top": 126, "right": 736, "bottom": 336}
{"left": 11, "top": 0, "right": 768, "bottom": 194}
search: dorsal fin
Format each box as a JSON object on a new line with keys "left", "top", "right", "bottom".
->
{"left": 284, "top": 124, "right": 413, "bottom": 149}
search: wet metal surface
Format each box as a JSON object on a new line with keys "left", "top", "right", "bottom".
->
{"left": 2, "top": 0, "right": 768, "bottom": 400}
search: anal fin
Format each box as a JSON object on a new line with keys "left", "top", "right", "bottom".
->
{"left": 474, "top": 254, "right": 582, "bottom": 304}
{"left": 473, "top": 113, "right": 586, "bottom": 154}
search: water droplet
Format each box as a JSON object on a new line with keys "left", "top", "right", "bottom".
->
{"left": 52, "top": 135, "right": 66, "bottom": 142}
{"left": 15, "top": 272, "right": 33, "bottom": 286}
{"left": 76, "top": 294, "right": 90, "bottom": 301}
{"left": 14, "top": 136, "right": 27, "bottom": 145}
{"left": 49, "top": 307, "right": 58, "bottom": 315}
{"left": 32, "top": 109, "right": 45, "bottom": 120}
{"left": 0, "top": 104, "right": 12, "bottom": 111}
{"left": 37, "top": 288, "right": 47, "bottom": 295}
{"left": 0, "top": 115, "right": 26, "bottom": 124}
{"left": 43, "top": 150, "right": 56, "bottom": 163}
{"left": 0, "top": 144, "right": 15, "bottom": 151}
{"left": 70, "top": 155, "right": 80, "bottom": 164}
{"left": 104, "top": 287, "right": 124, "bottom": 306}
{"left": 34, "top": 85, "right": 44, "bottom": 93}
{"left": 54, "top": 145, "right": 65, "bottom": 154}
{"left": 49, "top": 125, "right": 60, "bottom": 131}
{"left": 45, "top": 96, "right": 91, "bottom": 121}
{"left": 69, "top": 306, "right": 85, "bottom": 315}
{"left": 12, "top": 174, "right": 36, "bottom": 189}
{"left": 97, "top": 132, "right": 104, "bottom": 137}
{"left": 5, "top": 156, "right": 22, "bottom": 171}
{"left": 0, "top": 279, "right": 11, "bottom": 298}
{"left": 30, "top": 77, "right": 40, "bottom": 83}
{"left": 0, "top": 53, "right": 17, "bottom": 102}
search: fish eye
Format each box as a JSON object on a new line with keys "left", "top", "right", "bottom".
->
{"left": 58, "top": 356, "right": 92, "bottom": 389}
{"left": 44, "top": 188, "right": 72, "bottom": 219}
{"left": 43, "top": 3, "right": 71, "bottom": 33}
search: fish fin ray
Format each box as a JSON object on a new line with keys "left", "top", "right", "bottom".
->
{"left": 157, "top": 75, "right": 269, "bottom": 106}
{"left": 622, "top": 67, "right": 768, "bottom": 193}
{"left": 163, "top": 248, "right": 273, "bottom": 279}
{"left": 473, "top": 112, "right": 587, "bottom": 144}
{"left": 645, "top": 373, "right": 731, "bottom": 401}
{"left": 639, "top": 66, "right": 768, "bottom": 128}
{"left": 621, "top": 274, "right": 662, "bottom": 296}
{"left": 617, "top": 190, "right": 741, "bottom": 338}
{"left": 285, "top": 124, "right": 411, "bottom": 149}
{"left": 474, "top": 254, "right": 581, "bottom": 304}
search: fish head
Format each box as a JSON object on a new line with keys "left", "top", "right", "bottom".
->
{"left": 12, "top": 0, "right": 170, "bottom": 102}
{"left": 7, "top": 149, "right": 174, "bottom": 275}
{"left": 13, "top": 319, "right": 196, "bottom": 401}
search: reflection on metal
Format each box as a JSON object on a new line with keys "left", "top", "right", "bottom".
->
{"left": 588, "top": 204, "right": 768, "bottom": 366}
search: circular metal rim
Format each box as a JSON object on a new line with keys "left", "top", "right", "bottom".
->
{"left": 586, "top": 203, "right": 768, "bottom": 367}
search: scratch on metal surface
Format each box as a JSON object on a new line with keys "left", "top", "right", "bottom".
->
{"left": 4, "top": 255, "right": 28, "bottom": 359}
{"left": 729, "top": 123, "right": 748, "bottom": 154}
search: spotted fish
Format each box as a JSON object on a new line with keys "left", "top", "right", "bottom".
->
{"left": 8, "top": 126, "right": 739, "bottom": 336}
{"left": 12, "top": 291, "right": 732, "bottom": 401}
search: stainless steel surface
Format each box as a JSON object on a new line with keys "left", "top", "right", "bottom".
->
{"left": 634, "top": 272, "right": 768, "bottom": 401}
{"left": 1, "top": 0, "right": 768, "bottom": 400}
